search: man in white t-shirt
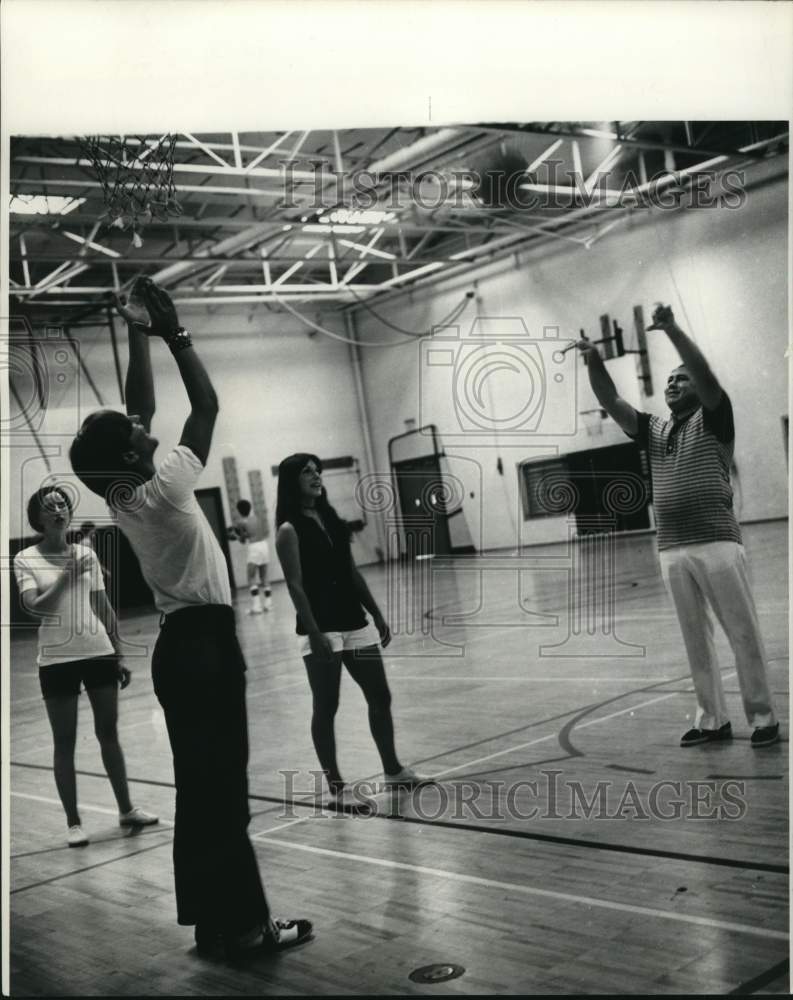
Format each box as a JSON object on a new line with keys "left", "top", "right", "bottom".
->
{"left": 232, "top": 499, "right": 272, "bottom": 614}
{"left": 69, "top": 277, "right": 311, "bottom": 960}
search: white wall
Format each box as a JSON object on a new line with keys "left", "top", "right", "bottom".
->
{"left": 7, "top": 308, "right": 380, "bottom": 582}
{"left": 355, "top": 167, "right": 789, "bottom": 549}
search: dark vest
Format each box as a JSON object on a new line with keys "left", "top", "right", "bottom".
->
{"left": 292, "top": 514, "right": 366, "bottom": 634}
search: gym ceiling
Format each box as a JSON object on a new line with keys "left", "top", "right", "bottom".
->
{"left": 8, "top": 122, "right": 789, "bottom": 326}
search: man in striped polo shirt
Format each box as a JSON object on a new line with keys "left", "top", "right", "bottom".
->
{"left": 577, "top": 304, "right": 779, "bottom": 748}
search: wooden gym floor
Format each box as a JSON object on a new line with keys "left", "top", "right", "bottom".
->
{"left": 8, "top": 521, "right": 789, "bottom": 995}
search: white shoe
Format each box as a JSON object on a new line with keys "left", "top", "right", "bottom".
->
{"left": 225, "top": 918, "right": 313, "bottom": 958}
{"left": 382, "top": 767, "right": 427, "bottom": 789}
{"left": 68, "top": 825, "right": 89, "bottom": 847}
{"left": 264, "top": 595, "right": 272, "bottom": 611}
{"left": 264, "top": 918, "right": 314, "bottom": 951}
{"left": 119, "top": 806, "right": 159, "bottom": 827}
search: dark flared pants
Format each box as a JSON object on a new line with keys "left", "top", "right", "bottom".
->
{"left": 152, "top": 604, "right": 269, "bottom": 936}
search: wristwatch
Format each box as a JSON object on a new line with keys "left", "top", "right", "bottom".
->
{"left": 164, "top": 327, "right": 193, "bottom": 353}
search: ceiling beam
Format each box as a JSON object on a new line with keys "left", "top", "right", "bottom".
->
{"left": 9, "top": 251, "right": 482, "bottom": 267}
{"left": 272, "top": 242, "right": 324, "bottom": 286}
{"left": 10, "top": 176, "right": 286, "bottom": 200}
{"left": 517, "top": 131, "right": 788, "bottom": 201}
{"left": 14, "top": 154, "right": 318, "bottom": 182}
{"left": 244, "top": 132, "right": 294, "bottom": 173}
{"left": 13, "top": 284, "right": 382, "bottom": 300}
{"left": 476, "top": 122, "right": 778, "bottom": 161}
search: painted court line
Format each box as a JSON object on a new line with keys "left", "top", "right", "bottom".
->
{"left": 253, "top": 836, "right": 789, "bottom": 942}
{"left": 10, "top": 791, "right": 174, "bottom": 827}
{"left": 428, "top": 689, "right": 687, "bottom": 779}
{"left": 428, "top": 670, "right": 738, "bottom": 781}
{"left": 247, "top": 677, "right": 307, "bottom": 702}
{"left": 388, "top": 676, "right": 681, "bottom": 683}
{"left": 253, "top": 816, "right": 312, "bottom": 837}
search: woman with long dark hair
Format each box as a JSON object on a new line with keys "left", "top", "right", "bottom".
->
{"left": 13, "top": 485, "right": 158, "bottom": 846}
{"left": 275, "top": 454, "right": 421, "bottom": 798}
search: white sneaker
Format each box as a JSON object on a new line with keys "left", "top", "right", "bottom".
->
{"left": 68, "top": 825, "right": 89, "bottom": 847}
{"left": 382, "top": 767, "right": 427, "bottom": 789}
{"left": 264, "top": 918, "right": 313, "bottom": 951}
{"left": 119, "top": 806, "right": 159, "bottom": 827}
{"left": 226, "top": 918, "right": 313, "bottom": 958}
{"left": 264, "top": 595, "right": 272, "bottom": 611}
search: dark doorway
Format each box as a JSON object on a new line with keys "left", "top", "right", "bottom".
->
{"left": 392, "top": 454, "right": 453, "bottom": 558}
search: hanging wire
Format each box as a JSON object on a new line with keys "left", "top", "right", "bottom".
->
{"left": 347, "top": 284, "right": 471, "bottom": 336}
{"left": 649, "top": 211, "right": 697, "bottom": 342}
{"left": 269, "top": 289, "right": 474, "bottom": 347}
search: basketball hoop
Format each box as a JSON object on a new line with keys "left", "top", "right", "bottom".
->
{"left": 78, "top": 134, "right": 183, "bottom": 246}
{"left": 581, "top": 408, "right": 604, "bottom": 438}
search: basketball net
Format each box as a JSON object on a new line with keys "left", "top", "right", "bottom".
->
{"left": 78, "top": 134, "right": 183, "bottom": 246}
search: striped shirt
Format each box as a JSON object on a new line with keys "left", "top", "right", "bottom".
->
{"left": 632, "top": 392, "right": 741, "bottom": 551}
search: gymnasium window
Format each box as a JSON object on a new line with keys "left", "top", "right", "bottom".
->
{"left": 520, "top": 458, "right": 574, "bottom": 520}
{"left": 519, "top": 443, "right": 652, "bottom": 532}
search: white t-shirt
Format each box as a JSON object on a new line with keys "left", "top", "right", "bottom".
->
{"left": 113, "top": 445, "right": 232, "bottom": 615}
{"left": 13, "top": 543, "right": 115, "bottom": 667}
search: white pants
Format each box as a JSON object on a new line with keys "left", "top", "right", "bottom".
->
{"left": 659, "top": 541, "right": 776, "bottom": 730}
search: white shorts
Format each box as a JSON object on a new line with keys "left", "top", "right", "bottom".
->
{"left": 298, "top": 623, "right": 380, "bottom": 658}
{"left": 247, "top": 540, "right": 270, "bottom": 566}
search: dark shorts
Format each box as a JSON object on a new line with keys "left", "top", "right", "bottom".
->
{"left": 39, "top": 656, "right": 119, "bottom": 700}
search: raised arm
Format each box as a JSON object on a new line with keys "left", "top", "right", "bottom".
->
{"left": 576, "top": 339, "right": 639, "bottom": 436}
{"left": 141, "top": 280, "right": 219, "bottom": 466}
{"left": 171, "top": 347, "right": 219, "bottom": 467}
{"left": 115, "top": 281, "right": 155, "bottom": 431}
{"left": 648, "top": 304, "right": 722, "bottom": 409}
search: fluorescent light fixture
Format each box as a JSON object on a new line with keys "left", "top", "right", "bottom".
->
{"left": 302, "top": 224, "right": 366, "bottom": 234}
{"left": 10, "top": 195, "right": 85, "bottom": 216}
{"left": 579, "top": 127, "right": 620, "bottom": 140}
{"left": 319, "top": 208, "right": 396, "bottom": 226}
